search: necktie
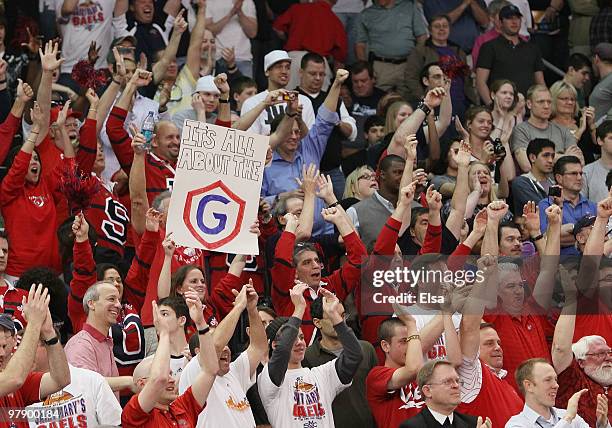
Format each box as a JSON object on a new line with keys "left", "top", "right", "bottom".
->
{"left": 442, "top": 417, "right": 452, "bottom": 427}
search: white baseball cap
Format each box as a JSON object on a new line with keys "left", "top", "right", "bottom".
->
{"left": 264, "top": 50, "right": 291, "bottom": 72}
{"left": 193, "top": 75, "right": 220, "bottom": 95}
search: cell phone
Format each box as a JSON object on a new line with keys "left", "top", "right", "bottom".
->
{"left": 492, "top": 138, "right": 506, "bottom": 159}
{"left": 282, "top": 91, "right": 297, "bottom": 102}
{"left": 548, "top": 186, "right": 562, "bottom": 198}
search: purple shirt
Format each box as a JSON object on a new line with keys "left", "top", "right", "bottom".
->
{"left": 65, "top": 322, "right": 120, "bottom": 399}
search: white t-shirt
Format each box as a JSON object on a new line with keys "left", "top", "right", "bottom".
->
{"left": 395, "top": 306, "right": 462, "bottom": 362}
{"left": 179, "top": 352, "right": 256, "bottom": 427}
{"left": 258, "top": 360, "right": 349, "bottom": 428}
{"left": 56, "top": 0, "right": 125, "bottom": 73}
{"left": 206, "top": 0, "right": 256, "bottom": 61}
{"left": 26, "top": 365, "right": 121, "bottom": 428}
{"left": 171, "top": 354, "right": 189, "bottom": 381}
{"left": 240, "top": 90, "right": 316, "bottom": 136}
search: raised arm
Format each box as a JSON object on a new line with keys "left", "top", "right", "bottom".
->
{"left": 387, "top": 305, "right": 423, "bottom": 390}
{"left": 236, "top": 89, "right": 287, "bottom": 135}
{"left": 323, "top": 69, "right": 349, "bottom": 113}
{"left": 38, "top": 305, "right": 71, "bottom": 399}
{"left": 295, "top": 164, "right": 317, "bottom": 242}
{"left": 551, "top": 266, "right": 578, "bottom": 374}
{"left": 446, "top": 141, "right": 472, "bottom": 239}
{"left": 214, "top": 73, "right": 231, "bottom": 124}
{"left": 37, "top": 41, "right": 64, "bottom": 144}
{"left": 152, "top": 10, "right": 188, "bottom": 85}
{"left": 212, "top": 284, "right": 248, "bottom": 354}
{"left": 267, "top": 282, "right": 308, "bottom": 387}
{"left": 157, "top": 233, "right": 176, "bottom": 300}
{"left": 129, "top": 129, "right": 149, "bottom": 236}
{"left": 0, "top": 285, "right": 49, "bottom": 396}
{"left": 245, "top": 280, "right": 267, "bottom": 376}
{"left": 96, "top": 48, "right": 126, "bottom": 134}
{"left": 481, "top": 201, "right": 508, "bottom": 256}
{"left": 532, "top": 205, "right": 561, "bottom": 310}
{"left": 185, "top": 0, "right": 207, "bottom": 79}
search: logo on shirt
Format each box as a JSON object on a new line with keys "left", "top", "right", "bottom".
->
{"left": 226, "top": 396, "right": 250, "bottom": 411}
{"left": 292, "top": 377, "right": 326, "bottom": 423}
{"left": 70, "top": 1, "right": 105, "bottom": 30}
{"left": 28, "top": 195, "right": 48, "bottom": 207}
{"left": 398, "top": 383, "right": 424, "bottom": 411}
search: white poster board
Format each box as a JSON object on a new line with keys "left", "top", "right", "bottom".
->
{"left": 167, "top": 119, "right": 268, "bottom": 255}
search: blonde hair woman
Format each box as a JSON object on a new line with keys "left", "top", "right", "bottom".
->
{"left": 341, "top": 166, "right": 378, "bottom": 208}
{"left": 384, "top": 101, "right": 414, "bottom": 136}
{"left": 550, "top": 80, "right": 596, "bottom": 143}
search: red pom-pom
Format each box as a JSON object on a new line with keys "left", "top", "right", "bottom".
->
{"left": 59, "top": 159, "right": 100, "bottom": 215}
{"left": 438, "top": 55, "right": 470, "bottom": 80}
{"left": 71, "top": 60, "right": 108, "bottom": 90}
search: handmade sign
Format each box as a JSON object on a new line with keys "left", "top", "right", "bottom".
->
{"left": 167, "top": 119, "right": 268, "bottom": 254}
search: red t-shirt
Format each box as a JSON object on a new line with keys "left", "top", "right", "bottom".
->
{"left": 556, "top": 359, "right": 612, "bottom": 427}
{"left": 0, "top": 371, "right": 44, "bottom": 428}
{"left": 0, "top": 281, "right": 28, "bottom": 331}
{"left": 483, "top": 301, "right": 552, "bottom": 392}
{"left": 366, "top": 366, "right": 424, "bottom": 428}
{"left": 121, "top": 386, "right": 204, "bottom": 428}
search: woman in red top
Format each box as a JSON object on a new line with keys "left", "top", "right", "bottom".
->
{"left": 0, "top": 101, "right": 73, "bottom": 280}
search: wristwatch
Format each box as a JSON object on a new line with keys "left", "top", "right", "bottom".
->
{"left": 44, "top": 336, "right": 60, "bottom": 346}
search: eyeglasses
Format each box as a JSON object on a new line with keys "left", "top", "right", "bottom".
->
{"left": 563, "top": 171, "right": 583, "bottom": 177}
{"left": 358, "top": 174, "right": 375, "bottom": 181}
{"left": 585, "top": 350, "right": 612, "bottom": 358}
{"left": 427, "top": 378, "right": 464, "bottom": 387}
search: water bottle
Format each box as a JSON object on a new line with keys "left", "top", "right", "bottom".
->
{"left": 141, "top": 111, "right": 155, "bottom": 151}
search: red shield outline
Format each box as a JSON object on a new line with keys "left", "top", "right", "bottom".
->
{"left": 183, "top": 180, "right": 246, "bottom": 249}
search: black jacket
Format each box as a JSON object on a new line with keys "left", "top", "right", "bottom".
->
{"left": 399, "top": 407, "right": 479, "bottom": 428}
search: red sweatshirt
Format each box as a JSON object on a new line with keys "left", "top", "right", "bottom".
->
{"left": 0, "top": 113, "right": 22, "bottom": 165}
{"left": 0, "top": 151, "right": 65, "bottom": 276}
{"left": 271, "top": 230, "right": 367, "bottom": 343}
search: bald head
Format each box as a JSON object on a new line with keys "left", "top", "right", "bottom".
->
{"left": 152, "top": 120, "right": 181, "bottom": 161}
{"left": 133, "top": 356, "right": 154, "bottom": 385}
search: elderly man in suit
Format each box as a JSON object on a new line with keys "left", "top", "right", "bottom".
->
{"left": 400, "top": 360, "right": 492, "bottom": 428}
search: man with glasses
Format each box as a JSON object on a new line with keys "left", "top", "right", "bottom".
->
{"left": 511, "top": 85, "right": 581, "bottom": 173}
{"left": 399, "top": 360, "right": 487, "bottom": 428}
{"left": 508, "top": 358, "right": 610, "bottom": 428}
{"left": 538, "top": 155, "right": 596, "bottom": 256}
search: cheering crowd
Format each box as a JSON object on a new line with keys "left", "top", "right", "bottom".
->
{"left": 0, "top": 0, "right": 612, "bottom": 427}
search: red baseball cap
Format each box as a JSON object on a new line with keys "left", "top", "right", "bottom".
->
{"left": 49, "top": 105, "right": 82, "bottom": 125}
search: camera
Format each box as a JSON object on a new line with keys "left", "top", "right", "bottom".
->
{"left": 492, "top": 138, "right": 506, "bottom": 159}
{"left": 282, "top": 91, "right": 297, "bottom": 102}
{"left": 548, "top": 186, "right": 562, "bottom": 198}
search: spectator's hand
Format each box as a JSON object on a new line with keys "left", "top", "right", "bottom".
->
{"left": 425, "top": 184, "right": 442, "bottom": 211}
{"left": 391, "top": 301, "right": 416, "bottom": 326}
{"left": 398, "top": 180, "right": 418, "bottom": 208}
{"left": 39, "top": 306, "right": 56, "bottom": 341}
{"left": 264, "top": 89, "right": 288, "bottom": 106}
{"left": 319, "top": 287, "right": 343, "bottom": 324}
{"left": 321, "top": 206, "right": 343, "bottom": 224}
{"left": 21, "top": 27, "right": 41, "bottom": 55}
{"left": 231, "top": 0, "right": 244, "bottom": 15}
{"left": 486, "top": 200, "right": 509, "bottom": 222}
{"left": 455, "top": 140, "right": 471, "bottom": 168}
{"left": 88, "top": 41, "right": 101, "bottom": 65}
{"left": 473, "top": 208, "right": 488, "bottom": 236}
{"left": 476, "top": 254, "right": 497, "bottom": 273}
{"left": 295, "top": 163, "right": 319, "bottom": 195}
{"left": 333, "top": 69, "right": 349, "bottom": 87}
{"left": 290, "top": 281, "right": 308, "bottom": 312}
{"left": 221, "top": 47, "right": 236, "bottom": 70}
{"left": 39, "top": 40, "right": 63, "bottom": 72}
{"left": 476, "top": 416, "right": 492, "bottom": 428}
{"left": 597, "top": 197, "right": 612, "bottom": 219}
{"left": 22, "top": 284, "right": 50, "bottom": 328}
{"left": 565, "top": 145, "right": 585, "bottom": 166}
{"left": 596, "top": 394, "right": 608, "bottom": 428}
{"left": 152, "top": 300, "right": 173, "bottom": 335}
{"left": 315, "top": 174, "right": 335, "bottom": 203}
{"left": 232, "top": 283, "right": 249, "bottom": 310}
{"left": 145, "top": 208, "right": 162, "bottom": 232}
{"left": 72, "top": 212, "right": 90, "bottom": 243}
{"left": 249, "top": 220, "right": 261, "bottom": 237}
{"left": 423, "top": 87, "right": 445, "bottom": 109}
{"left": 583, "top": 106, "right": 596, "bottom": 130}
{"left": 30, "top": 101, "right": 45, "bottom": 130}
{"left": 129, "top": 68, "right": 152, "bottom": 88}
{"left": 412, "top": 168, "right": 427, "bottom": 187}
{"left": 16, "top": 79, "right": 34, "bottom": 103}
{"left": 455, "top": 117, "right": 470, "bottom": 143}
{"left": 403, "top": 134, "right": 418, "bottom": 160}
{"left": 85, "top": 88, "right": 99, "bottom": 108}
{"left": 173, "top": 9, "right": 188, "bottom": 33}
{"left": 112, "top": 47, "right": 127, "bottom": 83}
{"left": 158, "top": 81, "right": 172, "bottom": 108}
{"left": 283, "top": 213, "right": 299, "bottom": 233}
{"left": 55, "top": 100, "right": 71, "bottom": 128}
{"left": 565, "top": 389, "right": 588, "bottom": 421}
{"left": 214, "top": 73, "right": 230, "bottom": 95}
{"left": 481, "top": 140, "right": 495, "bottom": 165}
{"left": 545, "top": 204, "right": 562, "bottom": 226}
{"left": 237, "top": 278, "right": 258, "bottom": 311}
{"left": 522, "top": 201, "right": 541, "bottom": 236}
{"left": 129, "top": 123, "right": 148, "bottom": 155}
{"left": 162, "top": 232, "right": 176, "bottom": 257}
{"left": 191, "top": 93, "right": 206, "bottom": 114}
{"left": 184, "top": 288, "right": 205, "bottom": 327}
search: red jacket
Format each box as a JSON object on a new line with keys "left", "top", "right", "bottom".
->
{"left": 271, "top": 229, "right": 366, "bottom": 343}
{"left": 0, "top": 151, "right": 65, "bottom": 276}
{"left": 0, "top": 113, "right": 22, "bottom": 165}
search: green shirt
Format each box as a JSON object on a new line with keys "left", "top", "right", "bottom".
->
{"left": 356, "top": 0, "right": 427, "bottom": 58}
